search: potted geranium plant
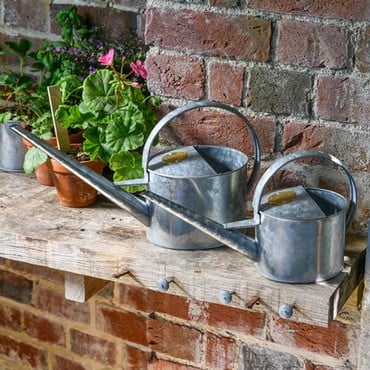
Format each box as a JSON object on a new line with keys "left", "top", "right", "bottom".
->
{"left": 22, "top": 5, "right": 157, "bottom": 192}
{"left": 54, "top": 48, "right": 160, "bottom": 193}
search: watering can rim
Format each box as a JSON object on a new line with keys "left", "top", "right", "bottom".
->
{"left": 147, "top": 144, "right": 251, "bottom": 180}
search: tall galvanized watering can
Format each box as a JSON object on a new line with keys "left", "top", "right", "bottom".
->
{"left": 11, "top": 101, "right": 260, "bottom": 250}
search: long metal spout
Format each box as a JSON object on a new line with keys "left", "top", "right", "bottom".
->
{"left": 10, "top": 125, "right": 150, "bottom": 226}
{"left": 142, "top": 191, "right": 260, "bottom": 260}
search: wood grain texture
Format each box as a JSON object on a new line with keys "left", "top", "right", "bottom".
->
{"left": 0, "top": 172, "right": 366, "bottom": 327}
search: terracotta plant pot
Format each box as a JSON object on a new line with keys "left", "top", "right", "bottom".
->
{"left": 22, "top": 131, "right": 84, "bottom": 186}
{"left": 48, "top": 156, "right": 105, "bottom": 208}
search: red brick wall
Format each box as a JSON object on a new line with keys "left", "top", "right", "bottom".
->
{"left": 0, "top": 259, "right": 361, "bottom": 369}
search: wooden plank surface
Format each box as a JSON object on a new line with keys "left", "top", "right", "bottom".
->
{"left": 0, "top": 172, "right": 366, "bottom": 327}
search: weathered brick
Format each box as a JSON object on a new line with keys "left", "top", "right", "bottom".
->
{"left": 210, "top": 0, "right": 240, "bottom": 6}
{"left": 281, "top": 121, "right": 370, "bottom": 172}
{"left": 147, "top": 317, "right": 202, "bottom": 362}
{"left": 0, "top": 270, "right": 33, "bottom": 304}
{"left": 355, "top": 26, "right": 370, "bottom": 73}
{"left": 118, "top": 284, "right": 191, "bottom": 320}
{"left": 34, "top": 285, "right": 90, "bottom": 323}
{"left": 145, "top": 8, "right": 271, "bottom": 62}
{"left": 316, "top": 75, "right": 370, "bottom": 125}
{"left": 70, "top": 329, "right": 116, "bottom": 366}
{"left": 112, "top": 0, "right": 146, "bottom": 10}
{"left": 9, "top": 261, "right": 64, "bottom": 286}
{"left": 205, "top": 333, "right": 236, "bottom": 370}
{"left": 248, "top": 0, "right": 370, "bottom": 21}
{"left": 77, "top": 7, "right": 139, "bottom": 42}
{"left": 209, "top": 62, "right": 245, "bottom": 105}
{"left": 148, "top": 359, "right": 202, "bottom": 370}
{"left": 238, "top": 343, "right": 301, "bottom": 369}
{"left": 248, "top": 67, "right": 312, "bottom": 116}
{"left": 51, "top": 355, "right": 89, "bottom": 370}
{"left": 156, "top": 107, "right": 275, "bottom": 157}
{"left": 277, "top": 20, "right": 348, "bottom": 69}
{"left": 0, "top": 334, "right": 47, "bottom": 368}
{"left": 96, "top": 304, "right": 148, "bottom": 345}
{"left": 24, "top": 311, "right": 66, "bottom": 345}
{"left": 4, "top": 0, "right": 49, "bottom": 31}
{"left": 202, "top": 302, "right": 266, "bottom": 337}
{"left": 304, "top": 359, "right": 338, "bottom": 370}
{"left": 124, "top": 345, "right": 151, "bottom": 369}
{"left": 146, "top": 52, "right": 205, "bottom": 100}
{"left": 270, "top": 317, "right": 360, "bottom": 359}
{"left": 0, "top": 303, "right": 21, "bottom": 330}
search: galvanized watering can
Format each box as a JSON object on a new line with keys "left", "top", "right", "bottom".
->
{"left": 11, "top": 101, "right": 260, "bottom": 250}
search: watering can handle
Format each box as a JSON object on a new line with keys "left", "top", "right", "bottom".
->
{"left": 252, "top": 150, "right": 357, "bottom": 229}
{"left": 140, "top": 100, "right": 261, "bottom": 191}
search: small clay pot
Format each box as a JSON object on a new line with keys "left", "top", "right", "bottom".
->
{"left": 48, "top": 154, "right": 105, "bottom": 208}
{"left": 22, "top": 131, "right": 84, "bottom": 186}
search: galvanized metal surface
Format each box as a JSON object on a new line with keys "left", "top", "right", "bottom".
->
{"left": 0, "top": 121, "right": 26, "bottom": 172}
{"left": 147, "top": 145, "right": 250, "bottom": 249}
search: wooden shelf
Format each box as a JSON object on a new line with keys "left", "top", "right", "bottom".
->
{"left": 0, "top": 172, "right": 366, "bottom": 327}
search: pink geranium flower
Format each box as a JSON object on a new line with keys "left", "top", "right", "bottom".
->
{"left": 130, "top": 60, "right": 147, "bottom": 79}
{"left": 98, "top": 48, "right": 115, "bottom": 66}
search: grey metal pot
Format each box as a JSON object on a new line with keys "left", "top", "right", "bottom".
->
{"left": 0, "top": 121, "right": 26, "bottom": 172}
{"left": 11, "top": 101, "right": 260, "bottom": 250}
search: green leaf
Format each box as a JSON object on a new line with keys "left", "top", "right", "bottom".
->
{"left": 82, "top": 127, "right": 110, "bottom": 162}
{"left": 82, "top": 69, "right": 116, "bottom": 114}
{"left": 4, "top": 39, "right": 32, "bottom": 58}
{"left": 104, "top": 104, "right": 145, "bottom": 152}
{"left": 0, "top": 112, "right": 12, "bottom": 123}
{"left": 55, "top": 104, "right": 94, "bottom": 130}
{"left": 23, "top": 147, "right": 48, "bottom": 174}
{"left": 110, "top": 151, "right": 145, "bottom": 193}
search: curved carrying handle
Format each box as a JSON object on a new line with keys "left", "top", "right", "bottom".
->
{"left": 140, "top": 100, "right": 261, "bottom": 191}
{"left": 252, "top": 150, "right": 357, "bottom": 228}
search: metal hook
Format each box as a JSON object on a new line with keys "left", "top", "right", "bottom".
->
{"left": 112, "top": 269, "right": 144, "bottom": 286}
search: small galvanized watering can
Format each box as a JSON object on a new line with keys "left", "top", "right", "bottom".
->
{"left": 11, "top": 101, "right": 260, "bottom": 250}
{"left": 145, "top": 150, "right": 357, "bottom": 283}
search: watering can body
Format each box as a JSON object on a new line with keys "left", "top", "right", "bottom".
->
{"left": 255, "top": 187, "right": 348, "bottom": 283}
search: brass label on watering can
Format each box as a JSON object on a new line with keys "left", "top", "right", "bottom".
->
{"left": 268, "top": 189, "right": 296, "bottom": 205}
{"left": 162, "top": 151, "right": 188, "bottom": 164}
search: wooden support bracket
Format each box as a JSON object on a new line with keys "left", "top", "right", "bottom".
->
{"left": 65, "top": 273, "right": 110, "bottom": 302}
